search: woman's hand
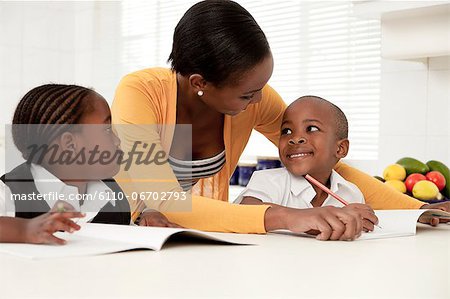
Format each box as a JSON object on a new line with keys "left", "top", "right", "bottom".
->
{"left": 419, "top": 202, "right": 450, "bottom": 226}
{"left": 23, "top": 210, "right": 85, "bottom": 245}
{"left": 138, "top": 210, "right": 183, "bottom": 228}
{"left": 265, "top": 206, "right": 364, "bottom": 241}
{"left": 343, "top": 203, "right": 379, "bottom": 232}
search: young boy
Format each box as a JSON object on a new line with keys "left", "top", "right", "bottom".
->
{"left": 236, "top": 95, "right": 376, "bottom": 230}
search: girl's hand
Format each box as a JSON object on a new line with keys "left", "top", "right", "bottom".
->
{"left": 24, "top": 210, "right": 85, "bottom": 245}
{"left": 343, "top": 203, "right": 379, "bottom": 232}
{"left": 137, "top": 210, "right": 183, "bottom": 228}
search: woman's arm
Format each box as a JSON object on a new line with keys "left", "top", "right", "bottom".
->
{"left": 335, "top": 162, "right": 424, "bottom": 209}
{"left": 165, "top": 195, "right": 365, "bottom": 240}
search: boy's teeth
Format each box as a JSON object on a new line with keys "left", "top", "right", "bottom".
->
{"left": 289, "top": 153, "right": 311, "bottom": 158}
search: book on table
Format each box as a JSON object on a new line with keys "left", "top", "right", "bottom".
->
{"left": 0, "top": 209, "right": 448, "bottom": 260}
{"left": 0, "top": 223, "right": 255, "bottom": 260}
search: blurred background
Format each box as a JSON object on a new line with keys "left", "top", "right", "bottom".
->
{"left": 0, "top": 0, "right": 449, "bottom": 177}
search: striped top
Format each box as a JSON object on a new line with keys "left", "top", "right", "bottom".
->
{"left": 168, "top": 151, "right": 226, "bottom": 191}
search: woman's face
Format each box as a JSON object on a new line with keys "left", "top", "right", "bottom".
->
{"left": 201, "top": 54, "right": 274, "bottom": 116}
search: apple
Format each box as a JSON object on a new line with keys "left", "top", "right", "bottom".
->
{"left": 425, "top": 171, "right": 446, "bottom": 191}
{"left": 405, "top": 173, "right": 426, "bottom": 192}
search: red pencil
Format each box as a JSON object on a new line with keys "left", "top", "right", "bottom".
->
{"left": 305, "top": 174, "right": 382, "bottom": 229}
{"left": 304, "top": 174, "right": 349, "bottom": 206}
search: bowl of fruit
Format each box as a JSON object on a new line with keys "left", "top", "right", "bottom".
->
{"left": 377, "top": 157, "right": 450, "bottom": 203}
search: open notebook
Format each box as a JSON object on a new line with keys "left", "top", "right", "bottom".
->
{"left": 363, "top": 209, "right": 450, "bottom": 240}
{"left": 0, "top": 223, "right": 255, "bottom": 260}
{"left": 272, "top": 209, "right": 450, "bottom": 240}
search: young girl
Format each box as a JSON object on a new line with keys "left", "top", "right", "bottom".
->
{"left": 0, "top": 84, "right": 131, "bottom": 244}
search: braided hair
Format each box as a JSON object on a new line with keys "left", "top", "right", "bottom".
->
{"left": 12, "top": 84, "right": 93, "bottom": 162}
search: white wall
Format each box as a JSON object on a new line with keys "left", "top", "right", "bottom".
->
{"left": 0, "top": 1, "right": 122, "bottom": 173}
{"left": 0, "top": 1, "right": 121, "bottom": 124}
{"left": 375, "top": 56, "right": 450, "bottom": 176}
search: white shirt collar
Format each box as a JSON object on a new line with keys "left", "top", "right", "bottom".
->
{"left": 30, "top": 163, "right": 115, "bottom": 222}
{"left": 289, "top": 173, "right": 314, "bottom": 197}
{"left": 329, "top": 170, "right": 351, "bottom": 193}
{"left": 289, "top": 170, "right": 350, "bottom": 202}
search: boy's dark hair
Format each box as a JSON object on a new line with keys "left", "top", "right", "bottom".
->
{"left": 12, "top": 84, "right": 94, "bottom": 161}
{"left": 297, "top": 95, "right": 349, "bottom": 139}
{"left": 168, "top": 0, "right": 270, "bottom": 87}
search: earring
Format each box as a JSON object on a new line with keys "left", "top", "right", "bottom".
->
{"left": 197, "top": 90, "right": 204, "bottom": 97}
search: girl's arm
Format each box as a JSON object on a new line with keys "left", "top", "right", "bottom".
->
{"left": 0, "top": 211, "right": 83, "bottom": 244}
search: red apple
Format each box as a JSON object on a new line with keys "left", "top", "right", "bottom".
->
{"left": 425, "top": 171, "right": 446, "bottom": 191}
{"left": 405, "top": 173, "right": 426, "bottom": 192}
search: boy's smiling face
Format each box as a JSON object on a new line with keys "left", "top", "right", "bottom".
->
{"left": 278, "top": 98, "right": 349, "bottom": 181}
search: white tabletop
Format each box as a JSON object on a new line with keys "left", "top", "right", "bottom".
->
{"left": 0, "top": 224, "right": 449, "bottom": 299}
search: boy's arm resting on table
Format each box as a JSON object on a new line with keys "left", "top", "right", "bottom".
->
{"left": 164, "top": 193, "right": 366, "bottom": 240}
{"left": 263, "top": 202, "right": 365, "bottom": 241}
{"left": 241, "top": 195, "right": 377, "bottom": 234}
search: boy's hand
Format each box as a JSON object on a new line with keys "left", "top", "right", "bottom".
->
{"left": 420, "top": 202, "right": 450, "bottom": 226}
{"left": 138, "top": 210, "right": 183, "bottom": 228}
{"left": 343, "top": 203, "right": 379, "bottom": 232}
{"left": 24, "top": 210, "right": 85, "bottom": 245}
{"left": 282, "top": 206, "right": 364, "bottom": 241}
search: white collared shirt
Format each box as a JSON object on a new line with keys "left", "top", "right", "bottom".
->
{"left": 234, "top": 168, "right": 364, "bottom": 208}
{"left": 0, "top": 163, "right": 117, "bottom": 222}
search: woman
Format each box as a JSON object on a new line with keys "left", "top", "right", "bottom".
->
{"left": 112, "top": 0, "right": 447, "bottom": 238}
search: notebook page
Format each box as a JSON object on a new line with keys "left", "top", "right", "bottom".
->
{"left": 75, "top": 223, "right": 186, "bottom": 251}
{"left": 0, "top": 223, "right": 255, "bottom": 259}
{"left": 0, "top": 234, "right": 141, "bottom": 260}
{"left": 360, "top": 209, "right": 450, "bottom": 240}
{"left": 76, "top": 223, "right": 255, "bottom": 250}
{"left": 271, "top": 209, "right": 450, "bottom": 240}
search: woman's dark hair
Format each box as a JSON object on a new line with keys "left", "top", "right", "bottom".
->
{"left": 12, "top": 84, "right": 94, "bottom": 162}
{"left": 168, "top": 0, "right": 271, "bottom": 86}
